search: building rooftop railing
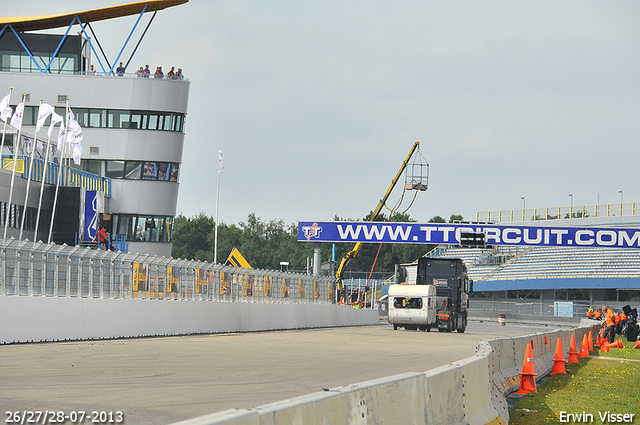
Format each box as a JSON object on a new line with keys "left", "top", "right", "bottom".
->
{"left": 476, "top": 202, "right": 640, "bottom": 223}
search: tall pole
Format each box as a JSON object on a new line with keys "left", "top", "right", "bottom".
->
{"left": 34, "top": 113, "right": 61, "bottom": 241}
{"left": 213, "top": 148, "right": 222, "bottom": 264}
{"left": 49, "top": 100, "right": 70, "bottom": 243}
{"left": 4, "top": 94, "right": 26, "bottom": 239}
{"left": 19, "top": 100, "right": 43, "bottom": 239}
{"left": 0, "top": 87, "right": 13, "bottom": 167}
{"left": 0, "top": 88, "right": 13, "bottom": 232}
{"left": 619, "top": 189, "right": 623, "bottom": 216}
{"left": 569, "top": 193, "right": 573, "bottom": 219}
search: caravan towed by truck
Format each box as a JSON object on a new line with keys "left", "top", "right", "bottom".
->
{"left": 388, "top": 257, "right": 470, "bottom": 333}
{"left": 388, "top": 284, "right": 437, "bottom": 331}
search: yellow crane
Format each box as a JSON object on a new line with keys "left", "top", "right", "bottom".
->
{"left": 335, "top": 141, "right": 428, "bottom": 294}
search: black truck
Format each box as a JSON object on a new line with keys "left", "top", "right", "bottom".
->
{"left": 395, "top": 257, "right": 471, "bottom": 333}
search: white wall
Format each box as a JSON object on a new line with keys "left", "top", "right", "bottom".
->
{"left": 0, "top": 296, "right": 378, "bottom": 344}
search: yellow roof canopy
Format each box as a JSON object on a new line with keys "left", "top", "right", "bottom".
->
{"left": 0, "top": 0, "right": 188, "bottom": 32}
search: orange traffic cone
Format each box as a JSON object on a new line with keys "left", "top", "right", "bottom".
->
{"left": 601, "top": 344, "right": 609, "bottom": 353}
{"left": 602, "top": 339, "right": 623, "bottom": 350}
{"left": 545, "top": 336, "right": 548, "bottom": 345}
{"left": 568, "top": 334, "right": 579, "bottom": 364}
{"left": 633, "top": 340, "right": 640, "bottom": 349}
{"left": 514, "top": 343, "right": 538, "bottom": 394}
{"left": 595, "top": 328, "right": 605, "bottom": 347}
{"left": 579, "top": 334, "right": 589, "bottom": 358}
{"left": 588, "top": 331, "right": 594, "bottom": 351}
{"left": 551, "top": 338, "right": 567, "bottom": 375}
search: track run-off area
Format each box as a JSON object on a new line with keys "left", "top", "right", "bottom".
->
{"left": 1, "top": 321, "right": 555, "bottom": 425}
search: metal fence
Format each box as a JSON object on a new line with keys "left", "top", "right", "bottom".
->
{"left": 469, "top": 299, "right": 593, "bottom": 317}
{"left": 0, "top": 238, "right": 335, "bottom": 303}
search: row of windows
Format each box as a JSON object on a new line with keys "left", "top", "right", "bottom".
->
{"left": 15, "top": 105, "right": 186, "bottom": 132}
{"left": 81, "top": 160, "right": 180, "bottom": 182}
{"left": 1, "top": 52, "right": 77, "bottom": 74}
{"left": 112, "top": 215, "right": 173, "bottom": 243}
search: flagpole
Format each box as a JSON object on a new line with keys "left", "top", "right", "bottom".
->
{"left": 18, "top": 100, "right": 44, "bottom": 239}
{"left": 34, "top": 129, "right": 53, "bottom": 241}
{"left": 48, "top": 100, "right": 69, "bottom": 243}
{"left": 213, "top": 148, "right": 222, "bottom": 264}
{"left": 34, "top": 112, "right": 61, "bottom": 242}
{"left": 0, "top": 87, "right": 13, "bottom": 233}
{"left": 0, "top": 87, "right": 13, "bottom": 169}
{"left": 4, "top": 94, "right": 26, "bottom": 239}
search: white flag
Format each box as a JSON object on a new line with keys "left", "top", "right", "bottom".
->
{"left": 10, "top": 102, "right": 24, "bottom": 129}
{"left": 35, "top": 103, "right": 55, "bottom": 133}
{"left": 218, "top": 149, "right": 224, "bottom": 174}
{"left": 67, "top": 110, "right": 83, "bottom": 165}
{"left": 72, "top": 141, "right": 83, "bottom": 165}
{"left": 0, "top": 92, "right": 12, "bottom": 123}
{"left": 48, "top": 112, "right": 63, "bottom": 138}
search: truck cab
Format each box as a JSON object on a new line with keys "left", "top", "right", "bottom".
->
{"left": 394, "top": 257, "right": 470, "bottom": 333}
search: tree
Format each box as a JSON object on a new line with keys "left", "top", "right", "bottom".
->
{"left": 449, "top": 214, "right": 464, "bottom": 223}
{"left": 429, "top": 215, "right": 446, "bottom": 223}
{"left": 171, "top": 211, "right": 458, "bottom": 276}
{"left": 171, "top": 213, "right": 215, "bottom": 261}
{"left": 207, "top": 222, "right": 242, "bottom": 264}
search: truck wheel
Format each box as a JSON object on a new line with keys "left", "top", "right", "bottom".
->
{"left": 457, "top": 316, "right": 467, "bottom": 333}
{"left": 393, "top": 324, "right": 398, "bottom": 330}
{"left": 426, "top": 327, "right": 431, "bottom": 332}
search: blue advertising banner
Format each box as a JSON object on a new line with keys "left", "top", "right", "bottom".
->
{"left": 84, "top": 190, "right": 99, "bottom": 242}
{"left": 298, "top": 221, "right": 640, "bottom": 249}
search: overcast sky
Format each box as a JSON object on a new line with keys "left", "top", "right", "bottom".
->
{"left": 9, "top": 1, "right": 640, "bottom": 226}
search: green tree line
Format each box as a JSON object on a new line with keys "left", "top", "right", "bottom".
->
{"left": 171, "top": 212, "right": 464, "bottom": 275}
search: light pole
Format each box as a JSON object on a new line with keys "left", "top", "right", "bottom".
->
{"left": 568, "top": 193, "right": 573, "bottom": 219}
{"left": 619, "top": 189, "right": 623, "bottom": 216}
{"left": 521, "top": 196, "right": 525, "bottom": 221}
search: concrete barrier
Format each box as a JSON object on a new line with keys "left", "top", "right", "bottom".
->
{"left": 0, "top": 296, "right": 378, "bottom": 344}
{"left": 170, "top": 321, "right": 601, "bottom": 425}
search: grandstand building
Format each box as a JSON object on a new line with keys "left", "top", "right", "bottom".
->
{"left": 0, "top": 0, "right": 189, "bottom": 257}
{"left": 438, "top": 212, "right": 640, "bottom": 304}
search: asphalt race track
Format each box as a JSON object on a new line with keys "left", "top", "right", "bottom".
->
{"left": 1, "top": 321, "right": 552, "bottom": 424}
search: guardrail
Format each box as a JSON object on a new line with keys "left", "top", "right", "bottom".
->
{"left": 170, "top": 319, "right": 600, "bottom": 425}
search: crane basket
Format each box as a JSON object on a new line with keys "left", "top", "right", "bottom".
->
{"left": 404, "top": 146, "right": 429, "bottom": 191}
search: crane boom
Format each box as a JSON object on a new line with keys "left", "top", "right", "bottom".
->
{"left": 335, "top": 141, "right": 422, "bottom": 289}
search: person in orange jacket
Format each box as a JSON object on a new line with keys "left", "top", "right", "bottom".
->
{"left": 586, "top": 307, "right": 594, "bottom": 319}
{"left": 594, "top": 308, "right": 602, "bottom": 320}
{"left": 602, "top": 306, "right": 616, "bottom": 343}
{"left": 617, "top": 311, "right": 628, "bottom": 335}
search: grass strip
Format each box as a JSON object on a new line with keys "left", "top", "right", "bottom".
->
{"left": 510, "top": 340, "right": 640, "bottom": 424}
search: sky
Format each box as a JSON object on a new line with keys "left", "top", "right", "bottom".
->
{"left": 8, "top": 1, "right": 640, "bottom": 226}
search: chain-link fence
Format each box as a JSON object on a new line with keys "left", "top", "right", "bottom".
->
{"left": 0, "top": 238, "right": 335, "bottom": 303}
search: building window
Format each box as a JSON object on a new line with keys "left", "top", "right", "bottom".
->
{"left": 112, "top": 214, "right": 173, "bottom": 243}
{"left": 17, "top": 106, "right": 185, "bottom": 132}
{"left": 81, "top": 159, "right": 179, "bottom": 182}
{"left": 142, "top": 162, "right": 157, "bottom": 180}
{"left": 124, "top": 161, "right": 142, "bottom": 179}
{"left": 105, "top": 160, "right": 125, "bottom": 179}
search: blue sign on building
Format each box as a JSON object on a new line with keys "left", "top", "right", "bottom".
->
{"left": 298, "top": 221, "right": 640, "bottom": 249}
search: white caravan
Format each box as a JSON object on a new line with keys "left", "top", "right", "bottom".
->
{"left": 387, "top": 284, "right": 436, "bottom": 331}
